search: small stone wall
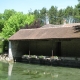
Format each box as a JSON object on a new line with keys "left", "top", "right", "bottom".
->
{"left": 0, "top": 54, "right": 14, "bottom": 63}
{"left": 51, "top": 60, "right": 80, "bottom": 67}
{"left": 21, "top": 55, "right": 80, "bottom": 68}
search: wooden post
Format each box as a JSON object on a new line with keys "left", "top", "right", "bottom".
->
{"left": 28, "top": 41, "right": 31, "bottom": 58}
{"left": 36, "top": 40, "right": 37, "bottom": 55}
{"left": 52, "top": 50, "right": 53, "bottom": 57}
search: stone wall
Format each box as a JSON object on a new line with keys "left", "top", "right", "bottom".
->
{"left": 11, "top": 41, "right": 22, "bottom": 61}
{"left": 22, "top": 56, "right": 80, "bottom": 68}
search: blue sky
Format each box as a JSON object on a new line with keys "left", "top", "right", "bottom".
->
{"left": 0, "top": 0, "right": 78, "bottom": 13}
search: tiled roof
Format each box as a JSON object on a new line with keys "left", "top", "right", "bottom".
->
{"left": 9, "top": 23, "right": 80, "bottom": 40}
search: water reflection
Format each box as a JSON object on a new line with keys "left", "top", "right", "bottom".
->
{"left": 0, "top": 62, "right": 13, "bottom": 80}
{"left": 0, "top": 62, "right": 8, "bottom": 80}
{"left": 7, "top": 63, "right": 59, "bottom": 80}
{"left": 8, "top": 63, "right": 13, "bottom": 80}
{"left": 1, "top": 62, "right": 80, "bottom": 80}
{"left": 21, "top": 68, "right": 58, "bottom": 79}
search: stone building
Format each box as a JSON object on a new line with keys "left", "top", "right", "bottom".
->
{"left": 8, "top": 23, "right": 80, "bottom": 60}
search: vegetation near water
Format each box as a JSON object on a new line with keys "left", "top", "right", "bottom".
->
{"left": 0, "top": 62, "right": 80, "bottom": 80}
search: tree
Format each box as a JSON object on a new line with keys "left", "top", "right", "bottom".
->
{"left": 58, "top": 9, "right": 64, "bottom": 24}
{"left": 3, "top": 9, "right": 16, "bottom": 20}
{"left": 40, "top": 7, "right": 47, "bottom": 25}
{"left": 49, "top": 6, "right": 58, "bottom": 24}
{"left": 21, "top": 19, "right": 41, "bottom": 29}
{"left": 74, "top": 2, "right": 80, "bottom": 22}
{"left": 1, "top": 12, "right": 35, "bottom": 39}
{"left": 64, "top": 6, "right": 73, "bottom": 17}
{"left": 0, "top": 14, "right": 4, "bottom": 32}
{"left": 0, "top": 13, "right": 2, "bottom": 19}
{"left": 34, "top": 9, "right": 40, "bottom": 19}
{"left": 0, "top": 9, "right": 16, "bottom": 32}
{"left": 0, "top": 19, "right": 4, "bottom": 32}
{"left": 78, "top": 0, "right": 80, "bottom": 3}
{"left": 64, "top": 6, "right": 74, "bottom": 23}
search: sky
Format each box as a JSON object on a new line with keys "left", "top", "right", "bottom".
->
{"left": 0, "top": 0, "right": 78, "bottom": 13}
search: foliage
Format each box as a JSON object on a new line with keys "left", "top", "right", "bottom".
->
{"left": 0, "top": 14, "right": 4, "bottom": 32}
{"left": 40, "top": 7, "right": 47, "bottom": 24}
{"left": 33, "top": 9, "right": 43, "bottom": 26}
{"left": 48, "top": 6, "right": 58, "bottom": 24}
{"left": 1, "top": 12, "right": 35, "bottom": 39}
{"left": 0, "top": 9, "right": 16, "bottom": 32}
{"left": 57, "top": 9, "right": 64, "bottom": 24}
{"left": 3, "top": 9, "right": 16, "bottom": 20}
{"left": 34, "top": 9, "right": 40, "bottom": 19}
{"left": 33, "top": 8, "right": 47, "bottom": 26}
{"left": 64, "top": 6, "right": 73, "bottom": 17}
{"left": 31, "top": 55, "right": 37, "bottom": 58}
{"left": 74, "top": 1, "right": 80, "bottom": 22}
{"left": 38, "top": 55, "right": 45, "bottom": 59}
{"left": 33, "top": 0, "right": 80, "bottom": 25}
{"left": 21, "top": 19, "right": 41, "bottom": 29}
{"left": 0, "top": 1, "right": 80, "bottom": 40}
{"left": 0, "top": 19, "right": 4, "bottom": 32}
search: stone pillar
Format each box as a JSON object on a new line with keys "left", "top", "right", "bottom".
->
{"left": 9, "top": 41, "right": 13, "bottom": 60}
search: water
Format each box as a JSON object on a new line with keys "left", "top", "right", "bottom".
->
{"left": 0, "top": 62, "right": 80, "bottom": 80}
